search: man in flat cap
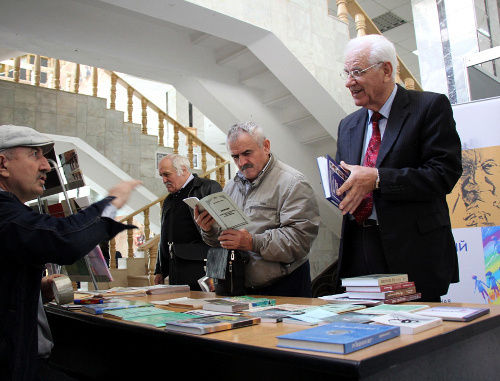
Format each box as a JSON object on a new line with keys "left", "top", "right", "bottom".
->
{"left": 0, "top": 125, "right": 142, "bottom": 380}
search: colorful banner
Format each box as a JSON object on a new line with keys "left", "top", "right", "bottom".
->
{"left": 444, "top": 96, "right": 500, "bottom": 304}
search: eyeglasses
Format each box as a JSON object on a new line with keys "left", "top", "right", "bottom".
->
{"left": 340, "top": 62, "right": 384, "bottom": 80}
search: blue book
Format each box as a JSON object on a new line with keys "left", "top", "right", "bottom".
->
{"left": 316, "top": 155, "right": 349, "bottom": 208}
{"left": 276, "top": 322, "right": 400, "bottom": 354}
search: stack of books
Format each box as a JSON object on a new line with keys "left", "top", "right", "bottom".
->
{"left": 341, "top": 274, "right": 422, "bottom": 304}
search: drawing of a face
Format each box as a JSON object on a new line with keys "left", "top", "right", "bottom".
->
{"left": 461, "top": 150, "right": 498, "bottom": 207}
{"left": 449, "top": 147, "right": 500, "bottom": 228}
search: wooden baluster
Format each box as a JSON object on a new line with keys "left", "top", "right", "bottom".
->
{"left": 91, "top": 67, "right": 98, "bottom": 97}
{"left": 158, "top": 112, "right": 165, "bottom": 146}
{"left": 127, "top": 218, "right": 134, "bottom": 257}
{"left": 141, "top": 96, "right": 148, "bottom": 134}
{"left": 127, "top": 86, "right": 133, "bottom": 122}
{"left": 13, "top": 57, "right": 20, "bottom": 83}
{"left": 219, "top": 162, "right": 226, "bottom": 188}
{"left": 25, "top": 55, "right": 31, "bottom": 83}
{"left": 396, "top": 62, "right": 401, "bottom": 85}
{"left": 33, "top": 55, "right": 41, "bottom": 87}
{"left": 53, "top": 59, "right": 60, "bottom": 90}
{"left": 173, "top": 125, "right": 179, "bottom": 154}
{"left": 216, "top": 157, "right": 222, "bottom": 184}
{"left": 110, "top": 73, "right": 117, "bottom": 109}
{"left": 109, "top": 238, "right": 117, "bottom": 270}
{"left": 355, "top": 13, "right": 366, "bottom": 37}
{"left": 201, "top": 145, "right": 207, "bottom": 173}
{"left": 148, "top": 245, "right": 158, "bottom": 285}
{"left": 187, "top": 134, "right": 194, "bottom": 168}
{"left": 336, "top": 0, "right": 349, "bottom": 24}
{"left": 73, "top": 64, "right": 80, "bottom": 93}
{"left": 143, "top": 209, "right": 150, "bottom": 241}
{"left": 404, "top": 78, "right": 415, "bottom": 90}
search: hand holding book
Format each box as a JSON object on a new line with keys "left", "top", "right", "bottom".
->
{"left": 316, "top": 155, "right": 349, "bottom": 208}
{"left": 185, "top": 191, "right": 251, "bottom": 231}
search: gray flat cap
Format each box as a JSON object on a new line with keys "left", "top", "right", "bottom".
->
{"left": 0, "top": 124, "right": 54, "bottom": 155}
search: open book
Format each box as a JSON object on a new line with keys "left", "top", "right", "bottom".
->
{"left": 316, "top": 154, "right": 349, "bottom": 208}
{"left": 183, "top": 191, "right": 251, "bottom": 230}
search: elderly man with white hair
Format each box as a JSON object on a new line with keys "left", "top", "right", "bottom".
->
{"left": 153, "top": 153, "right": 222, "bottom": 289}
{"left": 334, "top": 34, "right": 462, "bottom": 302}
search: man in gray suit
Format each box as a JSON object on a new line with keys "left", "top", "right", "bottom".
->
{"left": 335, "top": 34, "right": 462, "bottom": 302}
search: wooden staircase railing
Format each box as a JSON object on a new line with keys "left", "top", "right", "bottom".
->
{"left": 336, "top": 0, "right": 422, "bottom": 91}
{"left": 0, "top": 54, "right": 229, "bottom": 284}
{"left": 0, "top": 55, "right": 229, "bottom": 175}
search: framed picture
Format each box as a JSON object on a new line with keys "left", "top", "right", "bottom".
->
{"left": 192, "top": 152, "right": 200, "bottom": 169}
{"left": 155, "top": 152, "right": 168, "bottom": 178}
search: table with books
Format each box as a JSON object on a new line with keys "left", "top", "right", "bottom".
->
{"left": 44, "top": 278, "right": 500, "bottom": 380}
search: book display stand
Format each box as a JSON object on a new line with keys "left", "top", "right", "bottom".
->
{"left": 40, "top": 149, "right": 110, "bottom": 290}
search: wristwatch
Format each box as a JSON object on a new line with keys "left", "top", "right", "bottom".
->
{"left": 375, "top": 168, "right": 380, "bottom": 189}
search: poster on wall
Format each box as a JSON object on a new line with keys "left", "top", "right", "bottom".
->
{"left": 444, "top": 96, "right": 500, "bottom": 304}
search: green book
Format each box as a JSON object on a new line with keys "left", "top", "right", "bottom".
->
{"left": 224, "top": 296, "right": 276, "bottom": 307}
{"left": 103, "top": 306, "right": 171, "bottom": 320}
{"left": 126, "top": 312, "right": 195, "bottom": 327}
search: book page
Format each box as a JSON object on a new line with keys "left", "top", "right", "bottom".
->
{"left": 316, "top": 156, "right": 331, "bottom": 198}
{"left": 184, "top": 191, "right": 251, "bottom": 230}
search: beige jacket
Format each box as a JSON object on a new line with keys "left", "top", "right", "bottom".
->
{"left": 202, "top": 154, "right": 320, "bottom": 288}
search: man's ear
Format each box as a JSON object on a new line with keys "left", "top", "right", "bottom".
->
{"left": 263, "top": 139, "right": 271, "bottom": 154}
{"left": 0, "top": 155, "right": 10, "bottom": 178}
{"left": 383, "top": 61, "right": 394, "bottom": 83}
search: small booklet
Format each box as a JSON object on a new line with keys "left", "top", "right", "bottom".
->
{"left": 415, "top": 306, "right": 490, "bottom": 322}
{"left": 371, "top": 311, "right": 443, "bottom": 334}
{"left": 184, "top": 191, "right": 251, "bottom": 230}
{"left": 316, "top": 154, "right": 349, "bottom": 208}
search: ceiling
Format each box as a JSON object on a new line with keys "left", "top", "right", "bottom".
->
{"left": 329, "top": 0, "right": 420, "bottom": 84}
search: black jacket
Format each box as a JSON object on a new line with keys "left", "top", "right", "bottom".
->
{"left": 154, "top": 174, "right": 222, "bottom": 279}
{"left": 0, "top": 192, "right": 133, "bottom": 380}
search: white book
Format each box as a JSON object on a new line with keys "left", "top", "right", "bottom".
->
{"left": 356, "top": 304, "right": 430, "bottom": 315}
{"left": 319, "top": 293, "right": 382, "bottom": 306}
{"left": 415, "top": 306, "right": 490, "bottom": 322}
{"left": 183, "top": 191, "right": 251, "bottom": 230}
{"left": 371, "top": 311, "right": 443, "bottom": 334}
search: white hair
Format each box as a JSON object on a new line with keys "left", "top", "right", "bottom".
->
{"left": 162, "top": 154, "right": 190, "bottom": 176}
{"left": 226, "top": 121, "right": 266, "bottom": 150}
{"left": 345, "top": 34, "right": 398, "bottom": 80}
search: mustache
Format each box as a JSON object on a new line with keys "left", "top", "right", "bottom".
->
{"left": 241, "top": 164, "right": 253, "bottom": 171}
